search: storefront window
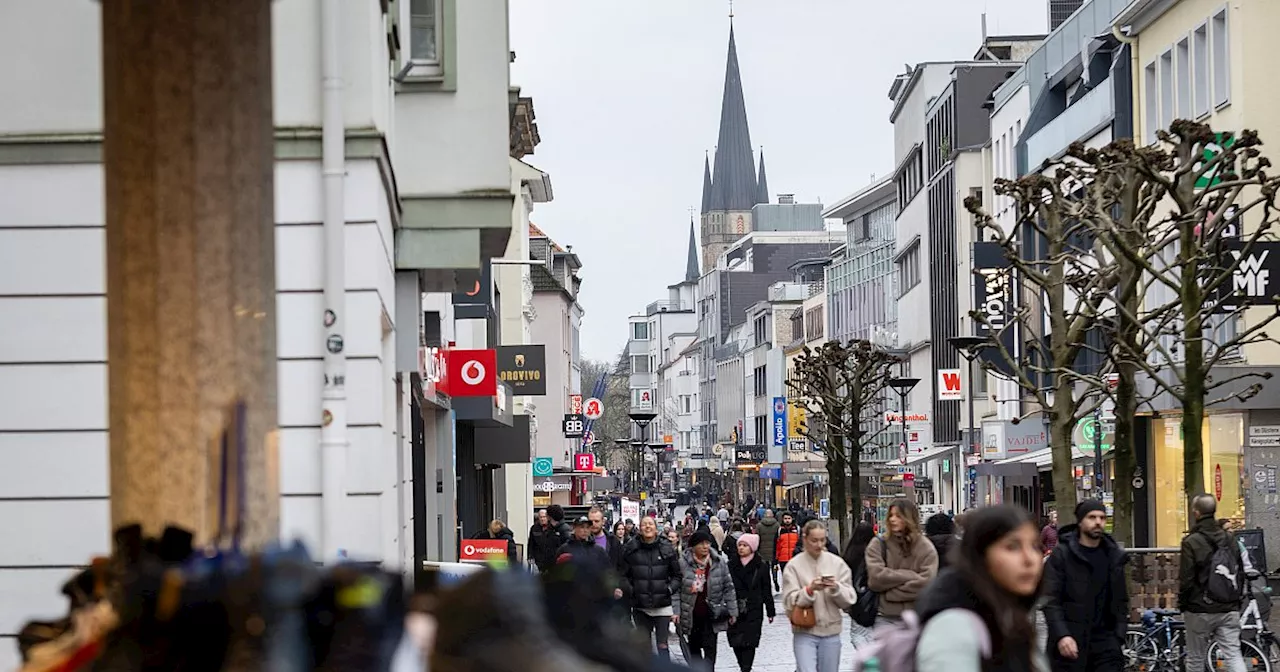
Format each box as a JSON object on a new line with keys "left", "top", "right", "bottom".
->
{"left": 1152, "top": 413, "right": 1244, "bottom": 547}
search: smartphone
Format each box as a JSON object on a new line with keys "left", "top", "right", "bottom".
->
{"left": 821, "top": 575, "right": 835, "bottom": 583}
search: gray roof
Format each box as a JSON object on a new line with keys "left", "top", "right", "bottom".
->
{"left": 685, "top": 219, "right": 700, "bottom": 282}
{"left": 701, "top": 154, "right": 714, "bottom": 213}
{"left": 756, "top": 150, "right": 769, "bottom": 205}
{"left": 704, "top": 24, "right": 765, "bottom": 214}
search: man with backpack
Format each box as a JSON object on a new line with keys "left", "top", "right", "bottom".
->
{"left": 1180, "top": 494, "right": 1246, "bottom": 672}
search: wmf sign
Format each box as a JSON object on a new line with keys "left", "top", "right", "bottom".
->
{"left": 1214, "top": 240, "right": 1280, "bottom": 313}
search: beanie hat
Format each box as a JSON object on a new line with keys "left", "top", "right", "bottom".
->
{"left": 689, "top": 530, "right": 715, "bottom": 549}
{"left": 1075, "top": 499, "right": 1106, "bottom": 522}
{"left": 737, "top": 533, "right": 760, "bottom": 553}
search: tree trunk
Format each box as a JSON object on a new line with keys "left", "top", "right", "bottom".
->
{"left": 1181, "top": 226, "right": 1207, "bottom": 498}
{"left": 1112, "top": 372, "right": 1138, "bottom": 546}
{"left": 849, "top": 445, "right": 862, "bottom": 546}
{"left": 826, "top": 434, "right": 851, "bottom": 547}
{"left": 1051, "top": 385, "right": 1079, "bottom": 523}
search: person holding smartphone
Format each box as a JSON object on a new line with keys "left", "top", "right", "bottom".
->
{"left": 782, "top": 520, "right": 857, "bottom": 672}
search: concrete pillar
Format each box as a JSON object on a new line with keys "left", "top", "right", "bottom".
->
{"left": 102, "top": 0, "right": 278, "bottom": 547}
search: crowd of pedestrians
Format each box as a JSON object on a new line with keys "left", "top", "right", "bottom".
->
{"left": 519, "top": 492, "right": 1260, "bottom": 672}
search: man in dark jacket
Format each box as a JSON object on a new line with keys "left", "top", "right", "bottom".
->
{"left": 528, "top": 509, "right": 562, "bottom": 573}
{"left": 473, "top": 519, "right": 518, "bottom": 564}
{"left": 589, "top": 506, "right": 625, "bottom": 567}
{"left": 547, "top": 504, "right": 573, "bottom": 547}
{"left": 1043, "top": 499, "right": 1129, "bottom": 672}
{"left": 617, "top": 517, "right": 682, "bottom": 660}
{"left": 755, "top": 509, "right": 781, "bottom": 589}
{"left": 1180, "top": 493, "right": 1247, "bottom": 672}
{"left": 924, "top": 512, "right": 957, "bottom": 570}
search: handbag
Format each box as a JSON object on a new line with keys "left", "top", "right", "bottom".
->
{"left": 848, "top": 538, "right": 883, "bottom": 627}
{"left": 788, "top": 605, "right": 817, "bottom": 628}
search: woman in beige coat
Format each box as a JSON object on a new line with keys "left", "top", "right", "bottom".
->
{"left": 782, "top": 520, "right": 857, "bottom": 672}
{"left": 865, "top": 498, "right": 938, "bottom": 625}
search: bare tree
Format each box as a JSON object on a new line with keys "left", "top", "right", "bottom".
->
{"left": 965, "top": 165, "right": 1117, "bottom": 525}
{"left": 1100, "top": 120, "right": 1280, "bottom": 499}
{"left": 786, "top": 340, "right": 899, "bottom": 544}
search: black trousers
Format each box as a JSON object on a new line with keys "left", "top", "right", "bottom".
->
{"left": 686, "top": 615, "right": 717, "bottom": 666}
{"left": 1085, "top": 635, "right": 1125, "bottom": 672}
{"left": 632, "top": 610, "right": 672, "bottom": 659}
{"left": 733, "top": 645, "right": 757, "bottom": 672}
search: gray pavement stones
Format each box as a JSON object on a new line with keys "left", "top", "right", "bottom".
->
{"left": 667, "top": 595, "right": 857, "bottom": 671}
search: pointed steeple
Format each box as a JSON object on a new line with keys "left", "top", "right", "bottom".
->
{"left": 700, "top": 153, "right": 714, "bottom": 214}
{"left": 708, "top": 24, "right": 760, "bottom": 212}
{"left": 756, "top": 148, "right": 769, "bottom": 205}
{"left": 685, "top": 218, "right": 700, "bottom": 282}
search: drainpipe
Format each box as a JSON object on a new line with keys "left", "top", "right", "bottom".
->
{"left": 320, "top": 0, "right": 348, "bottom": 562}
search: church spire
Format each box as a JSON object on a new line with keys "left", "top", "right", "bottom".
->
{"left": 685, "top": 218, "right": 700, "bottom": 282}
{"left": 756, "top": 148, "right": 769, "bottom": 205}
{"left": 707, "top": 23, "right": 760, "bottom": 212}
{"left": 700, "top": 152, "right": 714, "bottom": 214}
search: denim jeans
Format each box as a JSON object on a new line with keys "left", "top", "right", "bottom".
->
{"left": 1185, "top": 611, "right": 1245, "bottom": 672}
{"left": 793, "top": 632, "right": 841, "bottom": 672}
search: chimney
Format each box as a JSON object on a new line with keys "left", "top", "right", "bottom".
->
{"left": 777, "top": 194, "right": 795, "bottom": 204}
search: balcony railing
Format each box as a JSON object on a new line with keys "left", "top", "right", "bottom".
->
{"left": 646, "top": 300, "right": 684, "bottom": 315}
{"left": 1025, "top": 83, "right": 1114, "bottom": 171}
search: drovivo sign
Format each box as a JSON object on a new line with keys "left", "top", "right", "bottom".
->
{"left": 771, "top": 397, "right": 788, "bottom": 447}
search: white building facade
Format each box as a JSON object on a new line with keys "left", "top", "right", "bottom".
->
{"left": 0, "top": 1, "right": 520, "bottom": 658}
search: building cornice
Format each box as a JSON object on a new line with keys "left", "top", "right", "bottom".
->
{"left": 1114, "top": 0, "right": 1180, "bottom": 35}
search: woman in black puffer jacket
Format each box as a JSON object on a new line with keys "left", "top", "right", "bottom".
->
{"left": 618, "top": 517, "right": 682, "bottom": 660}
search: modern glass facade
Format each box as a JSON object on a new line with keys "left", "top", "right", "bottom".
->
{"left": 828, "top": 200, "right": 899, "bottom": 344}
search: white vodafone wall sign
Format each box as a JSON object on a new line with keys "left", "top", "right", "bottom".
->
{"left": 461, "top": 359, "right": 486, "bottom": 386}
{"left": 938, "top": 369, "right": 963, "bottom": 401}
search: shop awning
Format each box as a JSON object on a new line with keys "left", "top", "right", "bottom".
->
{"left": 783, "top": 481, "right": 813, "bottom": 492}
{"left": 979, "top": 446, "right": 1116, "bottom": 475}
{"left": 904, "top": 444, "right": 956, "bottom": 466}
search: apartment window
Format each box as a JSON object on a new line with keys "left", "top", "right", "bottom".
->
{"left": 571, "top": 325, "right": 580, "bottom": 363}
{"left": 753, "top": 416, "right": 768, "bottom": 444}
{"left": 630, "top": 388, "right": 650, "bottom": 407}
{"left": 631, "top": 355, "right": 652, "bottom": 374}
{"left": 753, "top": 314, "right": 769, "bottom": 346}
{"left": 753, "top": 366, "right": 767, "bottom": 398}
{"left": 1193, "top": 23, "right": 1210, "bottom": 117}
{"left": 896, "top": 241, "right": 921, "bottom": 295}
{"left": 1144, "top": 62, "right": 1159, "bottom": 145}
{"left": 1211, "top": 9, "right": 1230, "bottom": 107}
{"left": 409, "top": 0, "right": 441, "bottom": 63}
{"left": 682, "top": 395, "right": 693, "bottom": 413}
{"left": 632, "top": 322, "right": 649, "bottom": 340}
{"left": 804, "top": 307, "right": 824, "bottom": 342}
{"left": 1175, "top": 37, "right": 1191, "bottom": 119}
{"left": 1159, "top": 49, "right": 1174, "bottom": 133}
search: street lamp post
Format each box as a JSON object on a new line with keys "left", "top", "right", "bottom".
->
{"left": 629, "top": 411, "right": 657, "bottom": 498}
{"left": 887, "top": 377, "right": 920, "bottom": 500}
{"left": 949, "top": 336, "right": 987, "bottom": 513}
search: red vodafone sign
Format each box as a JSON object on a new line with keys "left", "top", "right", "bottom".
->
{"left": 459, "top": 539, "right": 508, "bottom": 563}
{"left": 441, "top": 349, "right": 497, "bottom": 397}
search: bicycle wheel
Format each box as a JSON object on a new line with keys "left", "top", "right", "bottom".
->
{"left": 1132, "top": 628, "right": 1187, "bottom": 672}
{"left": 1207, "top": 637, "right": 1272, "bottom": 672}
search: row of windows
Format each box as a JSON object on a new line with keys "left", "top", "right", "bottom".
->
{"left": 896, "top": 148, "right": 925, "bottom": 210}
{"left": 752, "top": 365, "right": 767, "bottom": 398}
{"left": 804, "top": 306, "right": 825, "bottom": 342}
{"left": 1143, "top": 8, "right": 1230, "bottom": 144}
{"left": 896, "top": 241, "right": 922, "bottom": 296}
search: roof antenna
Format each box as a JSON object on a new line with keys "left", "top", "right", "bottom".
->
{"left": 729, "top": 0, "right": 734, "bottom": 21}
{"left": 978, "top": 13, "right": 1000, "bottom": 61}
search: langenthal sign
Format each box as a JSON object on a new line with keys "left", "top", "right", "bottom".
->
{"left": 496, "top": 345, "right": 547, "bottom": 396}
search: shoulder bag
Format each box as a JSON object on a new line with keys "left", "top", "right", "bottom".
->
{"left": 848, "top": 537, "right": 883, "bottom": 627}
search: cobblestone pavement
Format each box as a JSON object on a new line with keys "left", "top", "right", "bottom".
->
{"left": 668, "top": 594, "right": 857, "bottom": 671}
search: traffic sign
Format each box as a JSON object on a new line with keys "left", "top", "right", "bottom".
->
{"left": 532, "top": 457, "right": 553, "bottom": 477}
{"left": 583, "top": 397, "right": 604, "bottom": 420}
{"left": 583, "top": 430, "right": 595, "bottom": 445}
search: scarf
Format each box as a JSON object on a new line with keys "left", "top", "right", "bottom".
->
{"left": 690, "top": 554, "right": 710, "bottom": 593}
{"left": 737, "top": 533, "right": 760, "bottom": 565}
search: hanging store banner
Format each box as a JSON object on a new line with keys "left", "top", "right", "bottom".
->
{"left": 787, "top": 401, "right": 806, "bottom": 439}
{"left": 972, "top": 242, "right": 1018, "bottom": 379}
{"left": 496, "top": 345, "right": 547, "bottom": 396}
{"left": 771, "top": 397, "right": 788, "bottom": 448}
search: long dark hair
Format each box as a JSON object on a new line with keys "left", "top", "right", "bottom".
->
{"left": 951, "top": 505, "right": 1041, "bottom": 653}
{"left": 841, "top": 521, "right": 876, "bottom": 574}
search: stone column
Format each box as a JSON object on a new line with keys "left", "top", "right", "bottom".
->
{"left": 102, "top": 0, "right": 278, "bottom": 548}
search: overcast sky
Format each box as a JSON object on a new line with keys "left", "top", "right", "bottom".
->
{"left": 509, "top": 0, "right": 1048, "bottom": 362}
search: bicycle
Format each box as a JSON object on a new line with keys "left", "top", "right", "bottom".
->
{"left": 1125, "top": 587, "right": 1274, "bottom": 672}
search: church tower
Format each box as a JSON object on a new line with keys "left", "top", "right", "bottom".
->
{"left": 700, "top": 20, "right": 768, "bottom": 272}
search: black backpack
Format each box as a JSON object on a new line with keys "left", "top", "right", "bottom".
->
{"left": 848, "top": 538, "right": 883, "bottom": 627}
{"left": 1198, "top": 531, "right": 1245, "bottom": 606}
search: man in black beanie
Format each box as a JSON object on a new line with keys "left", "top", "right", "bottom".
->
{"left": 1042, "top": 499, "right": 1129, "bottom": 672}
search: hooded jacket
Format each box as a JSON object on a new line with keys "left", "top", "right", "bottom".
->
{"left": 755, "top": 516, "right": 781, "bottom": 563}
{"left": 1042, "top": 524, "right": 1128, "bottom": 672}
{"left": 924, "top": 514, "right": 958, "bottom": 571}
{"left": 915, "top": 568, "right": 1044, "bottom": 672}
{"left": 1179, "top": 515, "right": 1239, "bottom": 614}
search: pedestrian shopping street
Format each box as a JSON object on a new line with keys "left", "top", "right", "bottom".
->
{"left": 668, "top": 595, "right": 857, "bottom": 672}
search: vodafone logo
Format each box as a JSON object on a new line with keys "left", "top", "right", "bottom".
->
{"left": 461, "top": 360, "right": 486, "bottom": 386}
{"left": 459, "top": 539, "right": 509, "bottom": 562}
{"left": 462, "top": 543, "right": 476, "bottom": 556}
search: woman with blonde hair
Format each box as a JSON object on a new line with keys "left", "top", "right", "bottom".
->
{"left": 864, "top": 498, "right": 937, "bottom": 625}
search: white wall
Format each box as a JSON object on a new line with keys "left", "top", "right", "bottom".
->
{"left": 0, "top": 157, "right": 402, "bottom": 664}
{"left": 393, "top": 0, "right": 511, "bottom": 194}
{"left": 530, "top": 291, "right": 570, "bottom": 467}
